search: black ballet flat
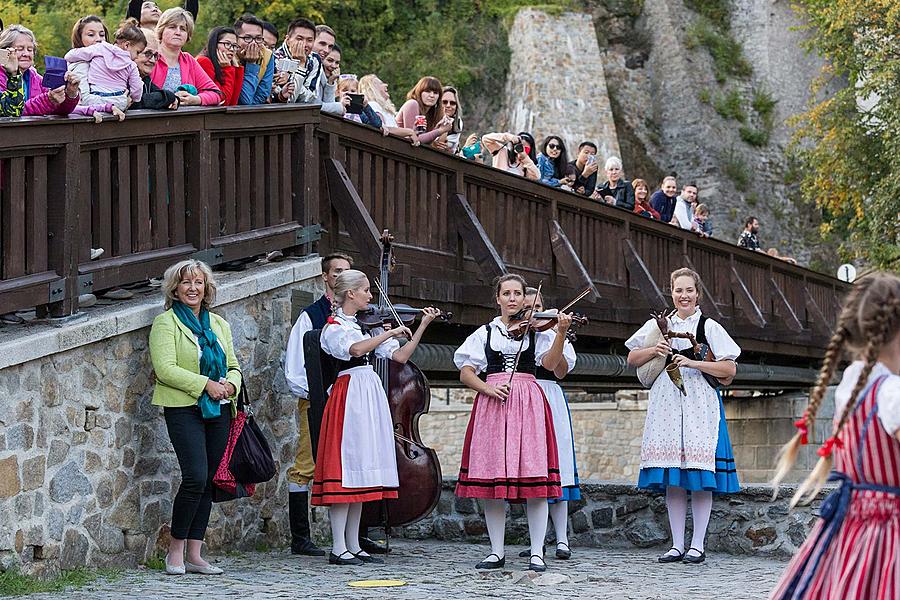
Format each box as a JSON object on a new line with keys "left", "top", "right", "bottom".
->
{"left": 528, "top": 555, "right": 547, "bottom": 573}
{"left": 555, "top": 542, "right": 571, "bottom": 560}
{"left": 353, "top": 552, "right": 384, "bottom": 564}
{"left": 475, "top": 553, "right": 505, "bottom": 569}
{"left": 329, "top": 551, "right": 364, "bottom": 566}
{"left": 518, "top": 545, "right": 546, "bottom": 558}
{"left": 359, "top": 536, "right": 389, "bottom": 554}
{"left": 658, "top": 547, "right": 685, "bottom": 563}
{"left": 682, "top": 548, "right": 706, "bottom": 564}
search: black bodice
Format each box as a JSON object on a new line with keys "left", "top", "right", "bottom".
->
{"left": 484, "top": 325, "right": 536, "bottom": 375}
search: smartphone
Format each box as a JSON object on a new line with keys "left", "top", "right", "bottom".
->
{"left": 587, "top": 155, "right": 596, "bottom": 165}
{"left": 275, "top": 57, "right": 300, "bottom": 73}
{"left": 347, "top": 93, "right": 364, "bottom": 114}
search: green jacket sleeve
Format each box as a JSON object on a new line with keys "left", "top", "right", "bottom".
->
{"left": 220, "top": 319, "right": 242, "bottom": 399}
{"left": 149, "top": 312, "right": 209, "bottom": 398}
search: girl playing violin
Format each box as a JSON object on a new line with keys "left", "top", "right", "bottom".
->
{"left": 310, "top": 269, "right": 439, "bottom": 566}
{"left": 453, "top": 274, "right": 573, "bottom": 573}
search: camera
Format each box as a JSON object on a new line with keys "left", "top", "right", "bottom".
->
{"left": 513, "top": 142, "right": 524, "bottom": 154}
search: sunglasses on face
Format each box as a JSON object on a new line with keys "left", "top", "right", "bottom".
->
{"left": 442, "top": 99, "right": 457, "bottom": 106}
{"left": 141, "top": 49, "right": 159, "bottom": 60}
{"left": 548, "top": 143, "right": 561, "bottom": 150}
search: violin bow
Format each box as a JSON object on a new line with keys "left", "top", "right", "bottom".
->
{"left": 558, "top": 286, "right": 593, "bottom": 314}
{"left": 373, "top": 277, "right": 409, "bottom": 339}
{"left": 506, "top": 280, "right": 543, "bottom": 393}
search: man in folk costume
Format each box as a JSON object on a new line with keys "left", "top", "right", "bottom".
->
{"left": 625, "top": 268, "right": 741, "bottom": 564}
{"left": 283, "top": 253, "right": 352, "bottom": 556}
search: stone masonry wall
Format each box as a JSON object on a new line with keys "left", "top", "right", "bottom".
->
{"left": 0, "top": 259, "right": 320, "bottom": 576}
{"left": 397, "top": 479, "right": 823, "bottom": 559}
{"left": 419, "top": 389, "right": 834, "bottom": 485}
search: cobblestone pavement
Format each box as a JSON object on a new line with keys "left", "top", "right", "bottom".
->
{"left": 29, "top": 540, "right": 787, "bottom": 600}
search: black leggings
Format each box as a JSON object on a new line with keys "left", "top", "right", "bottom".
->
{"left": 164, "top": 405, "right": 231, "bottom": 540}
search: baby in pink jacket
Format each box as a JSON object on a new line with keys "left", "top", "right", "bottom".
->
{"left": 65, "top": 19, "right": 145, "bottom": 117}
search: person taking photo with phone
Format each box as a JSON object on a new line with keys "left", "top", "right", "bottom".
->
{"left": 482, "top": 131, "right": 540, "bottom": 180}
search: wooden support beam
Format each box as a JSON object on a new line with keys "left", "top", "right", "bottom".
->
{"left": 323, "top": 158, "right": 381, "bottom": 266}
{"left": 803, "top": 286, "right": 831, "bottom": 336}
{"left": 548, "top": 220, "right": 600, "bottom": 302}
{"left": 768, "top": 277, "right": 803, "bottom": 332}
{"left": 681, "top": 254, "right": 725, "bottom": 321}
{"left": 622, "top": 238, "right": 667, "bottom": 310}
{"left": 450, "top": 193, "right": 507, "bottom": 281}
{"left": 730, "top": 266, "right": 767, "bottom": 328}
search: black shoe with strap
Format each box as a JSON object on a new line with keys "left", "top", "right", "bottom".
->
{"left": 353, "top": 551, "right": 385, "bottom": 564}
{"left": 658, "top": 547, "right": 685, "bottom": 563}
{"left": 359, "top": 536, "right": 389, "bottom": 555}
{"left": 475, "top": 553, "right": 505, "bottom": 569}
{"left": 289, "top": 491, "right": 326, "bottom": 557}
{"left": 555, "top": 542, "right": 571, "bottom": 560}
{"left": 518, "top": 545, "right": 546, "bottom": 558}
{"left": 329, "top": 551, "right": 364, "bottom": 566}
{"left": 528, "top": 555, "right": 547, "bottom": 573}
{"left": 682, "top": 548, "right": 706, "bottom": 564}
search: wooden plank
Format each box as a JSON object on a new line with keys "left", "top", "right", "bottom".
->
{"left": 730, "top": 265, "right": 767, "bottom": 328}
{"left": 133, "top": 144, "right": 151, "bottom": 252}
{"left": 252, "top": 136, "right": 266, "bottom": 229}
{"left": 803, "top": 286, "right": 831, "bottom": 336}
{"left": 281, "top": 133, "right": 292, "bottom": 224}
{"left": 237, "top": 137, "right": 252, "bottom": 232}
{"left": 449, "top": 193, "right": 506, "bottom": 281}
{"left": 168, "top": 142, "right": 186, "bottom": 246}
{"left": 548, "top": 220, "right": 600, "bottom": 301}
{"left": 151, "top": 142, "right": 169, "bottom": 249}
{"left": 323, "top": 158, "right": 382, "bottom": 265}
{"left": 27, "top": 155, "right": 48, "bottom": 274}
{"left": 622, "top": 238, "right": 666, "bottom": 310}
{"left": 5, "top": 157, "right": 26, "bottom": 278}
{"left": 94, "top": 148, "right": 112, "bottom": 257}
{"left": 116, "top": 146, "right": 132, "bottom": 254}
{"left": 222, "top": 138, "right": 236, "bottom": 235}
{"left": 769, "top": 276, "right": 803, "bottom": 332}
{"left": 266, "top": 135, "right": 280, "bottom": 223}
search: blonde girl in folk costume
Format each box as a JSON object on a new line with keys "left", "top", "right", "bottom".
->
{"left": 519, "top": 287, "right": 579, "bottom": 560}
{"left": 770, "top": 272, "right": 900, "bottom": 599}
{"left": 310, "top": 270, "right": 439, "bottom": 566}
{"left": 454, "top": 274, "right": 573, "bottom": 573}
{"left": 625, "top": 267, "right": 741, "bottom": 564}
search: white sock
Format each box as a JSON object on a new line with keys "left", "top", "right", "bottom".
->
{"left": 526, "top": 498, "right": 549, "bottom": 563}
{"left": 482, "top": 499, "right": 506, "bottom": 560}
{"left": 345, "top": 502, "right": 363, "bottom": 554}
{"left": 549, "top": 501, "right": 569, "bottom": 546}
{"left": 689, "top": 491, "right": 713, "bottom": 554}
{"left": 665, "top": 486, "right": 687, "bottom": 555}
{"left": 328, "top": 503, "right": 350, "bottom": 556}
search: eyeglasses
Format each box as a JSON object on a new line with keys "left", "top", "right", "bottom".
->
{"left": 441, "top": 99, "right": 457, "bottom": 106}
{"left": 238, "top": 35, "right": 265, "bottom": 44}
{"left": 218, "top": 41, "right": 239, "bottom": 51}
{"left": 547, "top": 143, "right": 561, "bottom": 150}
{"left": 141, "top": 49, "right": 159, "bottom": 60}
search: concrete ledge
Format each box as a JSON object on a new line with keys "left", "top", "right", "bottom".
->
{"left": 0, "top": 256, "right": 320, "bottom": 371}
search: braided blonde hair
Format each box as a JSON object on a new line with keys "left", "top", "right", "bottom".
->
{"left": 772, "top": 272, "right": 900, "bottom": 505}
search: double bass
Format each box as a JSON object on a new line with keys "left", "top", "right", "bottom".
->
{"left": 359, "top": 231, "right": 443, "bottom": 544}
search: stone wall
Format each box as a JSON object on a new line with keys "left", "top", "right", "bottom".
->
{"left": 397, "top": 479, "right": 822, "bottom": 559}
{"left": 419, "top": 389, "right": 833, "bottom": 485}
{"left": 0, "top": 258, "right": 321, "bottom": 576}
{"left": 502, "top": 9, "right": 621, "bottom": 159}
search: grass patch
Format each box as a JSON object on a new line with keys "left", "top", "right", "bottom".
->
{"left": 686, "top": 18, "right": 752, "bottom": 83}
{"left": 752, "top": 89, "right": 777, "bottom": 121}
{"left": 739, "top": 126, "right": 769, "bottom": 147}
{"left": 0, "top": 568, "right": 119, "bottom": 596}
{"left": 722, "top": 148, "right": 751, "bottom": 192}
{"left": 698, "top": 88, "right": 711, "bottom": 104}
{"left": 713, "top": 89, "right": 746, "bottom": 122}
{"left": 684, "top": 0, "right": 732, "bottom": 30}
{"left": 142, "top": 554, "right": 165, "bottom": 571}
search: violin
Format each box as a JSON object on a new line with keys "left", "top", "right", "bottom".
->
{"left": 506, "top": 286, "right": 593, "bottom": 341}
{"left": 358, "top": 304, "right": 452, "bottom": 329}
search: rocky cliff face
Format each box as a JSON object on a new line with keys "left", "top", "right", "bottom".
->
{"left": 494, "top": 0, "right": 835, "bottom": 265}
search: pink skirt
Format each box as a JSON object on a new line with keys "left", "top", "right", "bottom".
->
{"left": 455, "top": 372, "right": 562, "bottom": 500}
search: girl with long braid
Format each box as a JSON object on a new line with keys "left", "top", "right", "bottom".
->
{"left": 770, "top": 271, "right": 900, "bottom": 599}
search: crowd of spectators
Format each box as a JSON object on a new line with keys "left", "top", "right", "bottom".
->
{"left": 0, "top": 5, "right": 793, "bottom": 271}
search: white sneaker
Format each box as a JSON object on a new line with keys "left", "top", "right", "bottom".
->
{"left": 90, "top": 248, "right": 104, "bottom": 260}
{"left": 164, "top": 554, "right": 185, "bottom": 575}
{"left": 184, "top": 560, "right": 223, "bottom": 575}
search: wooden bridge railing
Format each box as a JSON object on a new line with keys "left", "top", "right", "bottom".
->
{"left": 1, "top": 106, "right": 844, "bottom": 362}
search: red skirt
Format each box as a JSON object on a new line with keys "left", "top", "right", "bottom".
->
{"left": 310, "top": 373, "right": 399, "bottom": 505}
{"left": 455, "top": 372, "right": 562, "bottom": 501}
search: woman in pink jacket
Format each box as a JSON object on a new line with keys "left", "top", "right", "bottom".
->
{"left": 150, "top": 8, "right": 223, "bottom": 106}
{"left": 0, "top": 24, "right": 81, "bottom": 116}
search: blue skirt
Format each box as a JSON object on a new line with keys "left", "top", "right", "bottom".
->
{"left": 637, "top": 391, "right": 740, "bottom": 494}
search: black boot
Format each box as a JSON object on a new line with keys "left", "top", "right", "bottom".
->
{"left": 289, "top": 491, "right": 326, "bottom": 556}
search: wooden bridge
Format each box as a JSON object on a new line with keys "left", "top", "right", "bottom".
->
{"left": 0, "top": 105, "right": 845, "bottom": 387}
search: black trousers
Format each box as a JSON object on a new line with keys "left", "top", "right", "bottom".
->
{"left": 164, "top": 405, "right": 231, "bottom": 540}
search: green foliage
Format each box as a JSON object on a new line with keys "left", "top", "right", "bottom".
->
{"left": 683, "top": 0, "right": 731, "bottom": 31}
{"left": 685, "top": 17, "right": 751, "bottom": 83}
{"left": 739, "top": 125, "right": 768, "bottom": 147}
{"left": 721, "top": 147, "right": 749, "bottom": 192}
{"left": 0, "top": 568, "right": 119, "bottom": 596}
{"left": 790, "top": 0, "right": 900, "bottom": 268}
{"left": 142, "top": 554, "right": 166, "bottom": 570}
{"left": 751, "top": 89, "right": 776, "bottom": 122}
{"left": 698, "top": 88, "right": 711, "bottom": 104}
{"left": 713, "top": 89, "right": 745, "bottom": 122}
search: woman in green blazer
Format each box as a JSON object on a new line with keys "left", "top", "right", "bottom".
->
{"left": 149, "top": 259, "right": 242, "bottom": 576}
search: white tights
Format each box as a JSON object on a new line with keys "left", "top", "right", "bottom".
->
{"left": 328, "top": 501, "right": 365, "bottom": 556}
{"left": 549, "top": 500, "right": 569, "bottom": 546}
{"left": 481, "top": 498, "right": 549, "bottom": 564}
{"left": 664, "top": 487, "right": 713, "bottom": 556}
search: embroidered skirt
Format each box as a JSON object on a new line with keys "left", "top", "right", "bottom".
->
{"left": 536, "top": 379, "right": 581, "bottom": 502}
{"left": 456, "top": 372, "right": 562, "bottom": 500}
{"left": 311, "top": 366, "right": 399, "bottom": 505}
{"left": 637, "top": 391, "right": 740, "bottom": 494}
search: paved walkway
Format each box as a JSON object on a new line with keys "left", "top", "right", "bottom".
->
{"left": 31, "top": 540, "right": 787, "bottom": 599}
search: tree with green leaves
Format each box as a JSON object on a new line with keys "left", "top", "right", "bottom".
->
{"left": 791, "top": 0, "right": 900, "bottom": 270}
